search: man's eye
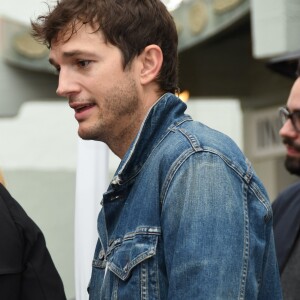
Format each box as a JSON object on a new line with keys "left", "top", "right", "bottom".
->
{"left": 78, "top": 60, "right": 91, "bottom": 68}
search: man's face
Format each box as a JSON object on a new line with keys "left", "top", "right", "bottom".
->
{"left": 49, "top": 23, "right": 143, "bottom": 152}
{"left": 280, "top": 77, "right": 300, "bottom": 175}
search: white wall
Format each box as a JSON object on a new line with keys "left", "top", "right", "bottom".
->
{"left": 0, "top": 0, "right": 49, "bottom": 25}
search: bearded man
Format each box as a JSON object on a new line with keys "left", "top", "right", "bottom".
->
{"left": 273, "top": 74, "right": 300, "bottom": 300}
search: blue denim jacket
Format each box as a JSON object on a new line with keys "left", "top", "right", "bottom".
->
{"left": 88, "top": 93, "right": 282, "bottom": 299}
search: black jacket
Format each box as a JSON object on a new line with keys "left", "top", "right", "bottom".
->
{"left": 273, "top": 181, "right": 300, "bottom": 274}
{"left": 0, "top": 183, "right": 66, "bottom": 300}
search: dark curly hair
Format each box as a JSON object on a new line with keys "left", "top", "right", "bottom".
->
{"left": 31, "top": 0, "right": 179, "bottom": 93}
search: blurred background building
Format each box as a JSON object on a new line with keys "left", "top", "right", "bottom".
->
{"left": 1, "top": 0, "right": 299, "bottom": 299}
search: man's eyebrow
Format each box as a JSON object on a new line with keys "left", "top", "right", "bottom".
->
{"left": 49, "top": 50, "right": 97, "bottom": 65}
{"left": 62, "top": 50, "right": 91, "bottom": 57}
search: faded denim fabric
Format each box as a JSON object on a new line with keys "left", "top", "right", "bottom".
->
{"left": 88, "top": 93, "right": 282, "bottom": 300}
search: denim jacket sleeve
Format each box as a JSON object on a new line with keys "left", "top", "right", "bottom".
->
{"left": 160, "top": 150, "right": 282, "bottom": 300}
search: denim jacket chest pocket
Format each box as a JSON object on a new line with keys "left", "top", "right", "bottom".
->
{"left": 90, "top": 227, "right": 161, "bottom": 300}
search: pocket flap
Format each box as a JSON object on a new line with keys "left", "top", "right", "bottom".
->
{"left": 107, "top": 227, "right": 160, "bottom": 280}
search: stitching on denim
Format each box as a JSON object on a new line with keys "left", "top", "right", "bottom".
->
{"left": 106, "top": 231, "right": 159, "bottom": 281}
{"left": 141, "top": 261, "right": 148, "bottom": 300}
{"left": 171, "top": 120, "right": 253, "bottom": 173}
{"left": 249, "top": 182, "right": 272, "bottom": 222}
{"left": 154, "top": 255, "right": 160, "bottom": 300}
{"left": 239, "top": 182, "right": 250, "bottom": 300}
{"left": 207, "top": 149, "right": 245, "bottom": 178}
{"left": 109, "top": 246, "right": 157, "bottom": 281}
{"left": 112, "top": 275, "right": 119, "bottom": 300}
{"left": 177, "top": 127, "right": 202, "bottom": 151}
{"left": 123, "top": 227, "right": 162, "bottom": 239}
{"left": 106, "top": 227, "right": 161, "bottom": 257}
{"left": 160, "top": 145, "right": 249, "bottom": 206}
{"left": 171, "top": 117, "right": 193, "bottom": 128}
{"left": 174, "top": 126, "right": 253, "bottom": 182}
{"left": 160, "top": 148, "right": 195, "bottom": 205}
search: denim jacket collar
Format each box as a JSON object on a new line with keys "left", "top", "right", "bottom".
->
{"left": 111, "top": 93, "right": 191, "bottom": 188}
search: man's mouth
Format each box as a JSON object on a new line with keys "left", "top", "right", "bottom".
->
{"left": 75, "top": 103, "right": 95, "bottom": 113}
{"left": 283, "top": 138, "right": 300, "bottom": 153}
{"left": 69, "top": 102, "right": 96, "bottom": 121}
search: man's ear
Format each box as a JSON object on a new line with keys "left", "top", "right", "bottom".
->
{"left": 139, "top": 45, "right": 163, "bottom": 85}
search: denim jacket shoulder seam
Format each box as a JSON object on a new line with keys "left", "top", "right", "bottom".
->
{"left": 160, "top": 148, "right": 196, "bottom": 205}
{"left": 173, "top": 127, "right": 252, "bottom": 181}
{"left": 159, "top": 145, "right": 249, "bottom": 206}
{"left": 176, "top": 127, "right": 202, "bottom": 151}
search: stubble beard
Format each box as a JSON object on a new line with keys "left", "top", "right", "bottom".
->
{"left": 78, "top": 77, "right": 140, "bottom": 146}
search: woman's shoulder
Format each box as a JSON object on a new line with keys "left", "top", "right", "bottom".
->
{"left": 0, "top": 184, "right": 24, "bottom": 275}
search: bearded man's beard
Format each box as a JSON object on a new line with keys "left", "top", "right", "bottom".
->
{"left": 282, "top": 137, "right": 300, "bottom": 176}
{"left": 285, "top": 156, "right": 300, "bottom": 176}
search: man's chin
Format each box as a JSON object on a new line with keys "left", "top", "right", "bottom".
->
{"left": 78, "top": 129, "right": 93, "bottom": 141}
{"left": 78, "top": 128, "right": 102, "bottom": 142}
{"left": 285, "top": 156, "right": 300, "bottom": 176}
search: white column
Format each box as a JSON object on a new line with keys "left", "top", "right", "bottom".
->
{"left": 74, "top": 139, "right": 109, "bottom": 300}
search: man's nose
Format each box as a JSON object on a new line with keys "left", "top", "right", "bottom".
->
{"left": 56, "top": 70, "right": 79, "bottom": 98}
{"left": 279, "top": 118, "right": 298, "bottom": 139}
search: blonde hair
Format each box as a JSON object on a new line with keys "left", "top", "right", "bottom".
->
{"left": 0, "top": 170, "right": 5, "bottom": 186}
